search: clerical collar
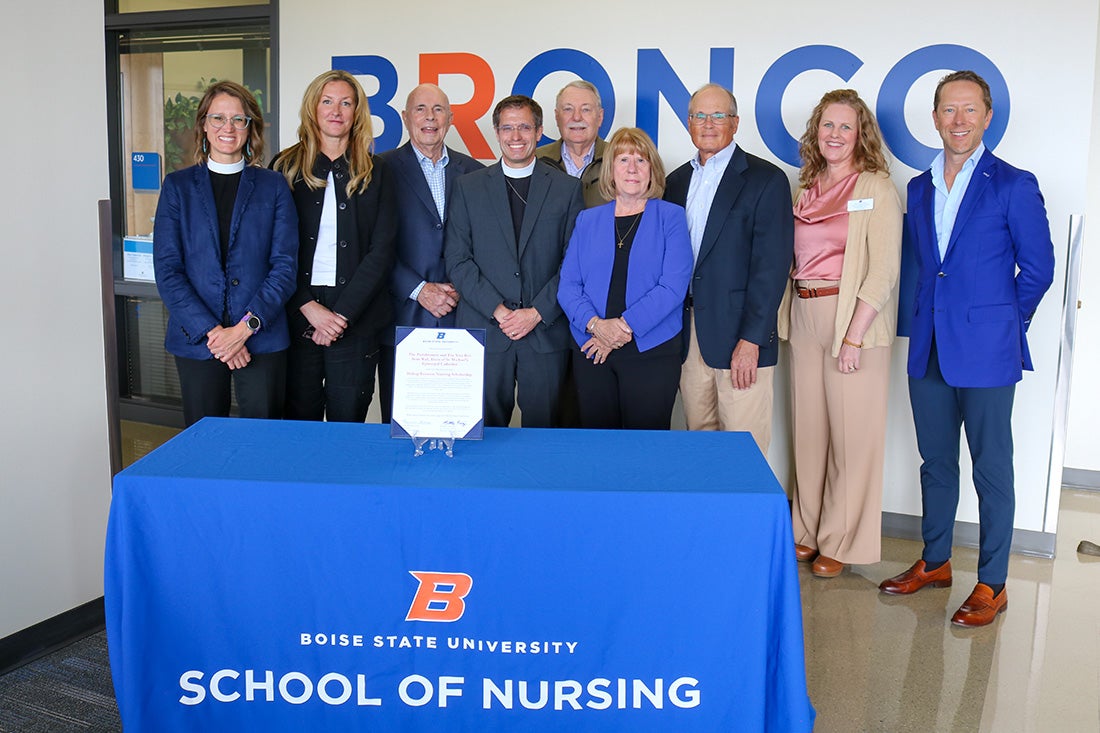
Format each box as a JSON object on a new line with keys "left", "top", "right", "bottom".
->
{"left": 501, "top": 159, "right": 536, "bottom": 178}
{"left": 208, "top": 157, "right": 246, "bottom": 175}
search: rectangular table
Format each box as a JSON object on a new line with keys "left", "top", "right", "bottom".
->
{"left": 105, "top": 418, "right": 814, "bottom": 731}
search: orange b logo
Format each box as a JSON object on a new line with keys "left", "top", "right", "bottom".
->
{"left": 405, "top": 571, "right": 474, "bottom": 622}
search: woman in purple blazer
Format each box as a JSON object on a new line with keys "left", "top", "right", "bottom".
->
{"left": 557, "top": 127, "right": 693, "bottom": 429}
{"left": 154, "top": 81, "right": 298, "bottom": 426}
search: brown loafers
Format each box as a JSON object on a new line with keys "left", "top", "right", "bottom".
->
{"left": 951, "top": 583, "right": 1008, "bottom": 627}
{"left": 812, "top": 555, "right": 844, "bottom": 577}
{"left": 878, "top": 560, "right": 953, "bottom": 595}
{"left": 794, "top": 544, "right": 817, "bottom": 562}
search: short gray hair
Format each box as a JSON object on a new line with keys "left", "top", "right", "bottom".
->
{"left": 556, "top": 80, "right": 602, "bottom": 109}
{"left": 688, "top": 83, "right": 737, "bottom": 117}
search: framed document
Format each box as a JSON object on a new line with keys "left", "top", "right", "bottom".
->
{"left": 390, "top": 327, "right": 485, "bottom": 441}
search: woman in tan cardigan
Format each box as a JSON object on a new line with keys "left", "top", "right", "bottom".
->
{"left": 777, "top": 89, "right": 902, "bottom": 578}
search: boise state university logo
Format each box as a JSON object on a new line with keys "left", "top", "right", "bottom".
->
{"left": 405, "top": 571, "right": 473, "bottom": 622}
{"left": 177, "top": 568, "right": 705, "bottom": 714}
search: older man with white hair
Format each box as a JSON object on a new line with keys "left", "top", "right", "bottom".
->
{"left": 536, "top": 80, "right": 608, "bottom": 208}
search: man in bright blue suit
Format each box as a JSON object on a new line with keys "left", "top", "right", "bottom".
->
{"left": 377, "top": 84, "right": 484, "bottom": 422}
{"left": 879, "top": 71, "right": 1055, "bottom": 628}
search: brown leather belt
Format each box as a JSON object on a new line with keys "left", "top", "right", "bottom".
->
{"left": 796, "top": 286, "right": 840, "bottom": 299}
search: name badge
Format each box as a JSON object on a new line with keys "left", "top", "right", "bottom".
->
{"left": 847, "top": 198, "right": 874, "bottom": 212}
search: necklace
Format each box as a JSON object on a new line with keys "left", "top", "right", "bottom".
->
{"left": 505, "top": 178, "right": 527, "bottom": 206}
{"left": 616, "top": 212, "right": 642, "bottom": 249}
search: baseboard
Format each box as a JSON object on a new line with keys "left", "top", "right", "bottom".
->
{"left": 0, "top": 597, "right": 105, "bottom": 676}
{"left": 882, "top": 512, "right": 1056, "bottom": 559}
{"left": 1063, "top": 468, "right": 1100, "bottom": 491}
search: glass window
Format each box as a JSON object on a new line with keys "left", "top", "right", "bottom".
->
{"left": 110, "top": 19, "right": 270, "bottom": 417}
{"left": 117, "top": 24, "right": 270, "bottom": 241}
{"left": 121, "top": 296, "right": 180, "bottom": 405}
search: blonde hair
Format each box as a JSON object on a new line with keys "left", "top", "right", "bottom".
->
{"left": 597, "top": 127, "right": 667, "bottom": 201}
{"left": 273, "top": 70, "right": 375, "bottom": 195}
{"left": 798, "top": 89, "right": 889, "bottom": 189}
{"left": 193, "top": 80, "right": 265, "bottom": 166}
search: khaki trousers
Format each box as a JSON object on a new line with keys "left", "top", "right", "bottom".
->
{"left": 680, "top": 311, "right": 774, "bottom": 454}
{"left": 788, "top": 291, "right": 890, "bottom": 564}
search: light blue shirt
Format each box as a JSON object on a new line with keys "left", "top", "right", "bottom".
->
{"left": 685, "top": 141, "right": 737, "bottom": 266}
{"left": 410, "top": 146, "right": 450, "bottom": 299}
{"left": 412, "top": 145, "right": 449, "bottom": 222}
{"left": 931, "top": 142, "right": 985, "bottom": 262}
{"left": 561, "top": 142, "right": 595, "bottom": 178}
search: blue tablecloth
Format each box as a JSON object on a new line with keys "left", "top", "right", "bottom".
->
{"left": 105, "top": 418, "right": 814, "bottom": 731}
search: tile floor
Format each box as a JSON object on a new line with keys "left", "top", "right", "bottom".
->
{"left": 800, "top": 489, "right": 1100, "bottom": 732}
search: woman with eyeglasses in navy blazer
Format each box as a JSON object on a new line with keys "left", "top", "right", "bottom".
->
{"left": 154, "top": 80, "right": 299, "bottom": 426}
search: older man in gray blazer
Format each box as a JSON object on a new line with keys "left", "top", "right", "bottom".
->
{"left": 445, "top": 94, "right": 584, "bottom": 427}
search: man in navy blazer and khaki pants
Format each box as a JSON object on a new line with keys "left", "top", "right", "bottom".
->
{"left": 377, "top": 84, "right": 484, "bottom": 422}
{"left": 879, "top": 71, "right": 1055, "bottom": 627}
{"left": 664, "top": 83, "right": 794, "bottom": 453}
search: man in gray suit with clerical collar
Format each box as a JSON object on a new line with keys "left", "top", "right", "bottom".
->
{"left": 536, "top": 80, "right": 608, "bottom": 209}
{"left": 445, "top": 94, "right": 584, "bottom": 427}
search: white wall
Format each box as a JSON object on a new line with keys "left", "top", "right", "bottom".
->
{"left": 0, "top": 3, "right": 112, "bottom": 637}
{"left": 1064, "top": 9, "right": 1100, "bottom": 475}
{"left": 1, "top": 2, "right": 1096, "bottom": 642}
{"left": 280, "top": 0, "right": 1098, "bottom": 538}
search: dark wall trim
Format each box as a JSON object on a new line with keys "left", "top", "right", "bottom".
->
{"left": 100, "top": 200, "right": 123, "bottom": 477}
{"left": 883, "top": 512, "right": 1056, "bottom": 559}
{"left": 1063, "top": 468, "right": 1100, "bottom": 491}
{"left": 0, "top": 598, "right": 106, "bottom": 676}
{"left": 105, "top": 4, "right": 270, "bottom": 30}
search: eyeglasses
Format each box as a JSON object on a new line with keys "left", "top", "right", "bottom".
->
{"left": 206, "top": 114, "right": 252, "bottom": 130}
{"left": 689, "top": 112, "right": 734, "bottom": 125}
{"left": 496, "top": 124, "right": 535, "bottom": 134}
{"left": 558, "top": 105, "right": 598, "bottom": 117}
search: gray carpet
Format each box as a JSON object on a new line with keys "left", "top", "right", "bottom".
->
{"left": 0, "top": 631, "right": 120, "bottom": 732}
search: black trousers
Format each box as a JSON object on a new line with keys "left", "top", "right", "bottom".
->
{"left": 572, "top": 336, "right": 680, "bottom": 430}
{"left": 378, "top": 343, "right": 395, "bottom": 424}
{"left": 484, "top": 341, "right": 568, "bottom": 428}
{"left": 285, "top": 326, "right": 379, "bottom": 423}
{"left": 175, "top": 351, "right": 286, "bottom": 427}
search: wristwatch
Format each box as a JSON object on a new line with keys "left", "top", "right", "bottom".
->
{"left": 242, "top": 313, "right": 261, "bottom": 334}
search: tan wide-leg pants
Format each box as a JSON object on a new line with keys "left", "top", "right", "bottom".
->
{"left": 788, "top": 289, "right": 890, "bottom": 564}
